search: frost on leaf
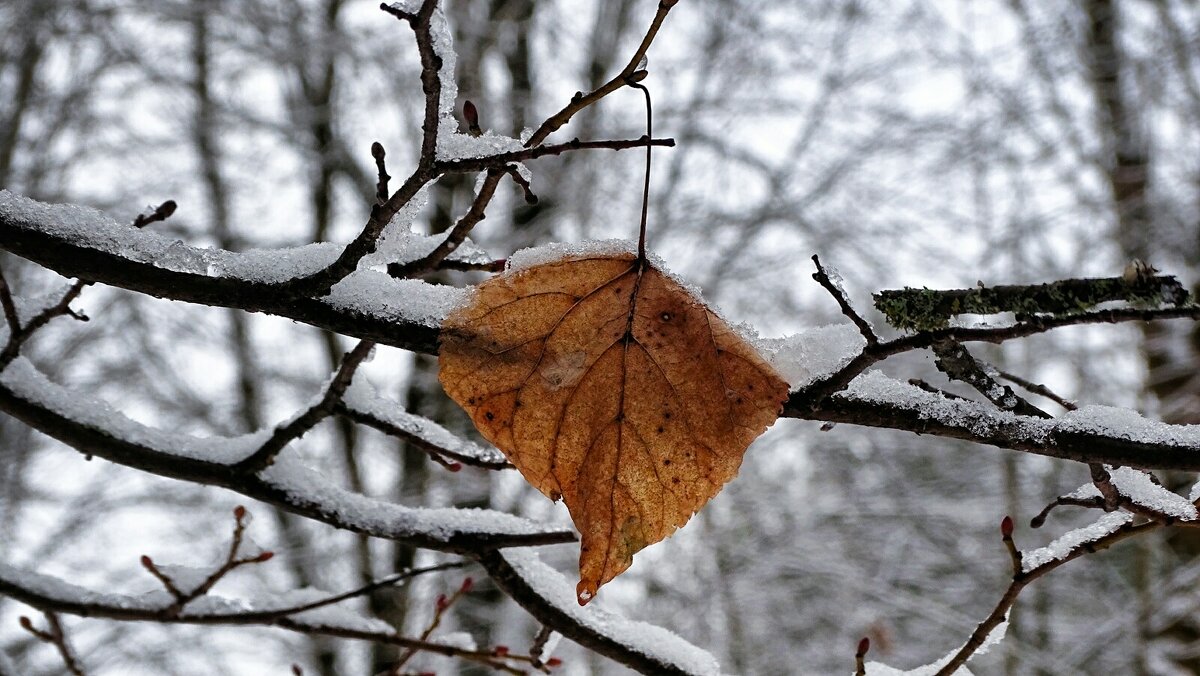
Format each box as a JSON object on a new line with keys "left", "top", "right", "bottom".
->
{"left": 438, "top": 252, "right": 788, "bottom": 603}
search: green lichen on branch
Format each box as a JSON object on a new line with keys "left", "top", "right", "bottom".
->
{"left": 873, "top": 274, "right": 1192, "bottom": 332}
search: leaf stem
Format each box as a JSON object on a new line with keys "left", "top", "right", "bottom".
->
{"left": 627, "top": 78, "right": 653, "bottom": 265}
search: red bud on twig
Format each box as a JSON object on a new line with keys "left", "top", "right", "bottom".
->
{"left": 436, "top": 593, "right": 450, "bottom": 611}
{"left": 140, "top": 555, "right": 154, "bottom": 569}
{"left": 460, "top": 577, "right": 474, "bottom": 593}
{"left": 1001, "top": 515, "right": 1014, "bottom": 538}
{"left": 234, "top": 505, "right": 246, "bottom": 520}
{"left": 18, "top": 616, "right": 33, "bottom": 631}
{"left": 546, "top": 657, "right": 563, "bottom": 667}
{"left": 463, "top": 101, "right": 482, "bottom": 136}
{"left": 856, "top": 637, "right": 870, "bottom": 657}
{"left": 494, "top": 645, "right": 509, "bottom": 656}
{"left": 255, "top": 551, "right": 275, "bottom": 562}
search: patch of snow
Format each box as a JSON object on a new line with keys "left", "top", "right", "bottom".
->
{"left": 1056, "top": 405, "right": 1200, "bottom": 448}
{"left": 863, "top": 621, "right": 1005, "bottom": 675}
{"left": 1022, "top": 512, "right": 1133, "bottom": 572}
{"left": 325, "top": 270, "right": 466, "bottom": 328}
{"left": 416, "top": 5, "right": 525, "bottom": 161}
{"left": 0, "top": 564, "right": 394, "bottom": 634}
{"left": 0, "top": 357, "right": 270, "bottom": 465}
{"left": 500, "top": 549, "right": 721, "bottom": 676}
{"left": 261, "top": 456, "right": 563, "bottom": 542}
{"left": 343, "top": 377, "right": 507, "bottom": 465}
{"left": 0, "top": 188, "right": 343, "bottom": 283}
{"left": 0, "top": 562, "right": 174, "bottom": 611}
{"left": 1105, "top": 466, "right": 1197, "bottom": 520}
{"left": 841, "top": 371, "right": 1050, "bottom": 442}
{"left": 757, "top": 324, "right": 866, "bottom": 391}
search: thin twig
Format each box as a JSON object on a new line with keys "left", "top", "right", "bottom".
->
{"left": 529, "top": 624, "right": 555, "bottom": 670}
{"left": 1030, "top": 495, "right": 1105, "bottom": 528}
{"left": 994, "top": 369, "right": 1078, "bottom": 410}
{"left": 389, "top": 167, "right": 505, "bottom": 278}
{"left": 0, "top": 268, "right": 19, "bottom": 336}
{"left": 19, "top": 612, "right": 86, "bottom": 676}
{"left": 811, "top": 255, "right": 879, "bottom": 347}
{"left": 142, "top": 506, "right": 275, "bottom": 616}
{"left": 0, "top": 278, "right": 87, "bottom": 369}
{"left": 233, "top": 562, "right": 467, "bottom": 621}
{"left": 626, "top": 78, "right": 653, "bottom": 264}
{"left": 523, "top": 0, "right": 680, "bottom": 148}
{"left": 235, "top": 340, "right": 375, "bottom": 472}
{"left": 336, "top": 402, "right": 512, "bottom": 471}
{"left": 390, "top": 577, "right": 486, "bottom": 673}
{"left": 1000, "top": 516, "right": 1021, "bottom": 576}
{"left": 434, "top": 136, "right": 674, "bottom": 174}
{"left": 503, "top": 164, "right": 538, "bottom": 205}
{"left": 933, "top": 516, "right": 1158, "bottom": 676}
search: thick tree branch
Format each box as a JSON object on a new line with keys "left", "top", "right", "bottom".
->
{"left": 7, "top": 211, "right": 1200, "bottom": 473}
{"left": 874, "top": 273, "right": 1191, "bottom": 331}
{"left": 0, "top": 359, "right": 574, "bottom": 551}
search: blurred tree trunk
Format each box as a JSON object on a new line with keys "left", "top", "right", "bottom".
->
{"left": 1085, "top": 1, "right": 1200, "bottom": 671}
{"left": 189, "top": 3, "right": 342, "bottom": 673}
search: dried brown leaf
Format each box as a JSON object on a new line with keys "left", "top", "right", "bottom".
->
{"left": 439, "top": 253, "right": 787, "bottom": 603}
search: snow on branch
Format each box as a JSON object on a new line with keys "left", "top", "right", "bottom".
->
{"left": 339, "top": 375, "right": 510, "bottom": 470}
{"left": 0, "top": 356, "right": 574, "bottom": 550}
{"left": 799, "top": 371, "right": 1200, "bottom": 471}
{"left": 0, "top": 562, "right": 538, "bottom": 672}
{"left": 8, "top": 191, "right": 1200, "bottom": 474}
{"left": 478, "top": 548, "right": 721, "bottom": 676}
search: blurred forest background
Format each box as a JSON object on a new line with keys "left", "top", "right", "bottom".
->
{"left": 2, "top": 0, "right": 1200, "bottom": 674}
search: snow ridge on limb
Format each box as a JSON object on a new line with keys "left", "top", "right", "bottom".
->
{"left": 862, "top": 621, "right": 1006, "bottom": 675}
{"left": 0, "top": 357, "right": 572, "bottom": 549}
{"left": 340, "top": 376, "right": 509, "bottom": 469}
{"left": 803, "top": 371, "right": 1200, "bottom": 472}
{"left": 9, "top": 188, "right": 1200, "bottom": 475}
{"left": 478, "top": 548, "right": 721, "bottom": 676}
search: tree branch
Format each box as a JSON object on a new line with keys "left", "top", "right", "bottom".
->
{"left": 523, "top": 0, "right": 680, "bottom": 148}
{"left": 433, "top": 136, "right": 675, "bottom": 174}
{"left": 235, "top": 340, "right": 374, "bottom": 473}
{"left": 933, "top": 515, "right": 1158, "bottom": 676}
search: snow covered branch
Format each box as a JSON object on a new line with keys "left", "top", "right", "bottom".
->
{"left": 0, "top": 561, "right": 542, "bottom": 674}
{"left": 5, "top": 193, "right": 1200, "bottom": 476}
{"left": 0, "top": 356, "right": 573, "bottom": 551}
